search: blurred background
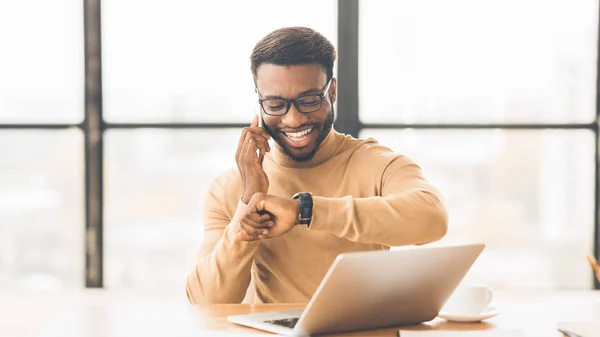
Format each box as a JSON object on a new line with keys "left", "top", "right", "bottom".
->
{"left": 0, "top": 0, "right": 598, "bottom": 293}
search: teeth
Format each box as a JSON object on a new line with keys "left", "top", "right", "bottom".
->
{"left": 285, "top": 128, "right": 313, "bottom": 138}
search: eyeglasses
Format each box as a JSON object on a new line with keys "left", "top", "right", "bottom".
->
{"left": 257, "top": 79, "right": 332, "bottom": 116}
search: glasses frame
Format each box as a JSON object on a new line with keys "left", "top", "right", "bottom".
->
{"left": 257, "top": 78, "right": 333, "bottom": 116}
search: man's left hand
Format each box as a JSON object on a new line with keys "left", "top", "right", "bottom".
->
{"left": 235, "top": 193, "right": 299, "bottom": 242}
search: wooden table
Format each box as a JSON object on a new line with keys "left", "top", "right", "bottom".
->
{"left": 2, "top": 289, "right": 599, "bottom": 337}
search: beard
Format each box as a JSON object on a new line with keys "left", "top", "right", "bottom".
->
{"left": 263, "top": 105, "right": 335, "bottom": 162}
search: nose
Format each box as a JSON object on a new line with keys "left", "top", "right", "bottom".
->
{"left": 281, "top": 103, "right": 308, "bottom": 129}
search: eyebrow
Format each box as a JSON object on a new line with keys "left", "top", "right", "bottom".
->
{"left": 261, "top": 87, "right": 321, "bottom": 100}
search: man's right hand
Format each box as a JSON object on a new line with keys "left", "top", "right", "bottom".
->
{"left": 236, "top": 114, "right": 271, "bottom": 204}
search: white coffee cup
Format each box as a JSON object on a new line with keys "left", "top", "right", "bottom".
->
{"left": 443, "top": 284, "right": 493, "bottom": 315}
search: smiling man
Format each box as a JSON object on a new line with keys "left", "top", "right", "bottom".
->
{"left": 186, "top": 27, "right": 448, "bottom": 304}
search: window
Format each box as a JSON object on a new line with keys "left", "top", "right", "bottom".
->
{"left": 0, "top": 130, "right": 84, "bottom": 289}
{"left": 361, "top": 129, "right": 595, "bottom": 288}
{"left": 101, "top": 0, "right": 337, "bottom": 288}
{"left": 104, "top": 129, "right": 239, "bottom": 288}
{"left": 359, "top": 0, "right": 598, "bottom": 124}
{"left": 2, "top": 0, "right": 598, "bottom": 291}
{"left": 359, "top": 0, "right": 599, "bottom": 289}
{"left": 102, "top": 0, "right": 338, "bottom": 123}
{"left": 0, "top": 0, "right": 84, "bottom": 290}
{"left": 0, "top": 1, "right": 83, "bottom": 124}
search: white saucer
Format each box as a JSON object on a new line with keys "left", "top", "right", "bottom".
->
{"left": 437, "top": 305, "right": 500, "bottom": 323}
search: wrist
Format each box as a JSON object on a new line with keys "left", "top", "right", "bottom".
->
{"left": 241, "top": 185, "right": 263, "bottom": 204}
{"left": 241, "top": 192, "right": 253, "bottom": 205}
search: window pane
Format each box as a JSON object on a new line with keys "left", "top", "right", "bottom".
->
{"left": 102, "top": 0, "right": 337, "bottom": 123}
{"left": 104, "top": 129, "right": 240, "bottom": 288}
{"left": 359, "top": 0, "right": 598, "bottom": 124}
{"left": 0, "top": 130, "right": 84, "bottom": 289}
{"left": 0, "top": 1, "right": 83, "bottom": 123}
{"left": 360, "top": 129, "right": 595, "bottom": 289}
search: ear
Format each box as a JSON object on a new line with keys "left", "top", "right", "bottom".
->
{"left": 329, "top": 77, "right": 337, "bottom": 105}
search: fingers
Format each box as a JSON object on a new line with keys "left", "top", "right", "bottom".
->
{"left": 236, "top": 116, "right": 270, "bottom": 162}
{"left": 240, "top": 213, "right": 273, "bottom": 228}
{"left": 236, "top": 194, "right": 273, "bottom": 242}
{"left": 245, "top": 131, "right": 271, "bottom": 151}
{"left": 240, "top": 222, "right": 268, "bottom": 237}
{"left": 248, "top": 192, "right": 267, "bottom": 211}
{"left": 235, "top": 127, "right": 250, "bottom": 162}
{"left": 249, "top": 193, "right": 273, "bottom": 215}
{"left": 242, "top": 133, "right": 270, "bottom": 165}
{"left": 235, "top": 193, "right": 276, "bottom": 243}
{"left": 246, "top": 115, "right": 270, "bottom": 143}
{"left": 241, "top": 127, "right": 270, "bottom": 154}
{"left": 240, "top": 214, "right": 272, "bottom": 234}
{"left": 247, "top": 211, "right": 273, "bottom": 224}
{"left": 246, "top": 137, "right": 270, "bottom": 158}
{"left": 237, "top": 218, "right": 274, "bottom": 242}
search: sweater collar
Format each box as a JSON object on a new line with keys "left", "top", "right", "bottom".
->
{"left": 270, "top": 128, "right": 344, "bottom": 168}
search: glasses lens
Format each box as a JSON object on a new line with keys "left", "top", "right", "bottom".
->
{"left": 262, "top": 99, "right": 287, "bottom": 115}
{"left": 297, "top": 95, "right": 322, "bottom": 113}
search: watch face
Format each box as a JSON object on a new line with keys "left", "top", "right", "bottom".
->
{"left": 294, "top": 192, "right": 313, "bottom": 227}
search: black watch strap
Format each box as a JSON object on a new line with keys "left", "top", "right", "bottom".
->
{"left": 292, "top": 192, "right": 313, "bottom": 226}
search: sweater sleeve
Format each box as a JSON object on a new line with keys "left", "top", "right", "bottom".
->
{"left": 308, "top": 150, "right": 448, "bottom": 246}
{"left": 186, "top": 177, "right": 260, "bottom": 304}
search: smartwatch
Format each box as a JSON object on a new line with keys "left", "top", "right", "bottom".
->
{"left": 292, "top": 192, "right": 313, "bottom": 226}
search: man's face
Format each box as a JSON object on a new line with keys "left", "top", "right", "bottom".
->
{"left": 255, "top": 63, "right": 337, "bottom": 162}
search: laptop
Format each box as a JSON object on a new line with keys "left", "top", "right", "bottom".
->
{"left": 227, "top": 243, "right": 485, "bottom": 336}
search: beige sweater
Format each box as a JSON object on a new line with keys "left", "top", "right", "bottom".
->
{"left": 186, "top": 129, "right": 448, "bottom": 304}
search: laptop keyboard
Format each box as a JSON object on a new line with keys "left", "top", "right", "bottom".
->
{"left": 264, "top": 317, "right": 299, "bottom": 329}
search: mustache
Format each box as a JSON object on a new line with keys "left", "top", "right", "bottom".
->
{"left": 277, "top": 124, "right": 314, "bottom": 132}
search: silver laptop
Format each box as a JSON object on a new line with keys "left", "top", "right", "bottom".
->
{"left": 227, "top": 243, "right": 485, "bottom": 336}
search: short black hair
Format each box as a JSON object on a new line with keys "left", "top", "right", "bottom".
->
{"left": 250, "top": 27, "right": 337, "bottom": 83}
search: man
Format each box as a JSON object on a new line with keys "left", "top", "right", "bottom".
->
{"left": 186, "top": 27, "right": 448, "bottom": 304}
